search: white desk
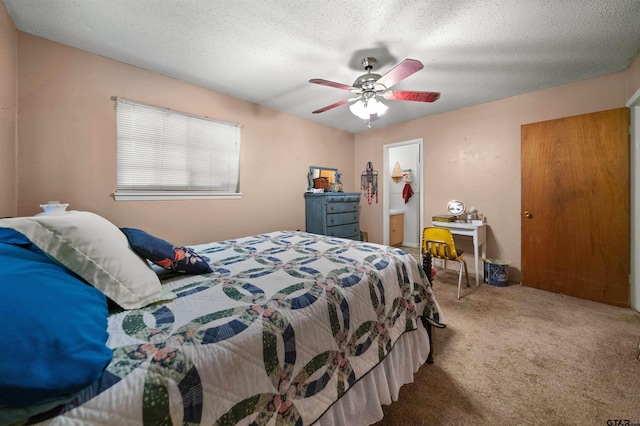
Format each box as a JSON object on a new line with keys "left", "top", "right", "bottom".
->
{"left": 431, "top": 221, "right": 487, "bottom": 285}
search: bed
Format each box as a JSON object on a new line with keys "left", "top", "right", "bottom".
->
{"left": 0, "top": 211, "right": 444, "bottom": 426}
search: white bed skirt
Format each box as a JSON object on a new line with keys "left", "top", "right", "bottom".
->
{"left": 316, "top": 321, "right": 430, "bottom": 425}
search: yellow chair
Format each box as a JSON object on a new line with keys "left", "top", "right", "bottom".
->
{"left": 421, "top": 227, "right": 470, "bottom": 299}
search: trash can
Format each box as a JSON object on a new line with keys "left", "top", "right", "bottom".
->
{"left": 483, "top": 258, "right": 510, "bottom": 287}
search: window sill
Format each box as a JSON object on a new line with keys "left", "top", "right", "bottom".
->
{"left": 114, "top": 191, "right": 242, "bottom": 201}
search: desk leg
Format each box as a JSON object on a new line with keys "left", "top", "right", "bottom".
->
{"left": 481, "top": 242, "right": 486, "bottom": 284}
{"left": 473, "top": 238, "right": 480, "bottom": 285}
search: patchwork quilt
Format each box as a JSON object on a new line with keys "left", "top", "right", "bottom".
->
{"left": 31, "top": 231, "right": 443, "bottom": 425}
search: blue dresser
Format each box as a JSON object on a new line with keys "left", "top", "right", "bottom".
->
{"left": 304, "top": 193, "right": 361, "bottom": 240}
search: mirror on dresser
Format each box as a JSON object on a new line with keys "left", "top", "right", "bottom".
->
{"left": 307, "top": 166, "right": 343, "bottom": 192}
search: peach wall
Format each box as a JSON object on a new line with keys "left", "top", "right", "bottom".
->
{"left": 11, "top": 25, "right": 640, "bottom": 280}
{"left": 354, "top": 69, "right": 635, "bottom": 282}
{"left": 16, "top": 33, "right": 354, "bottom": 245}
{"left": 0, "top": 2, "right": 16, "bottom": 217}
{"left": 628, "top": 53, "right": 640, "bottom": 98}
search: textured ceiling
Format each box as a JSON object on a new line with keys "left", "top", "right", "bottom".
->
{"left": 4, "top": 0, "right": 640, "bottom": 133}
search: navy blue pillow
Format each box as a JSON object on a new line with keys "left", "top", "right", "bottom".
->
{"left": 120, "top": 227, "right": 212, "bottom": 274}
{"left": 0, "top": 229, "right": 112, "bottom": 407}
{"left": 0, "top": 226, "right": 45, "bottom": 255}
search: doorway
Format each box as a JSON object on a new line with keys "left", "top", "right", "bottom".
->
{"left": 383, "top": 139, "right": 424, "bottom": 249}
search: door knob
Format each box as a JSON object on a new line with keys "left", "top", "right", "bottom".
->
{"left": 523, "top": 211, "right": 533, "bottom": 219}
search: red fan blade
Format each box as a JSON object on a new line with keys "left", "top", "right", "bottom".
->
{"left": 375, "top": 59, "right": 424, "bottom": 89}
{"left": 309, "top": 78, "right": 357, "bottom": 91}
{"left": 312, "top": 98, "right": 353, "bottom": 114}
{"left": 384, "top": 90, "right": 441, "bottom": 103}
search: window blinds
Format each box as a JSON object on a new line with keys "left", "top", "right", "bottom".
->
{"left": 115, "top": 98, "right": 240, "bottom": 200}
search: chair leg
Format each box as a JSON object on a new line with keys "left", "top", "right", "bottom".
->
{"left": 456, "top": 259, "right": 470, "bottom": 300}
{"left": 462, "top": 259, "right": 470, "bottom": 287}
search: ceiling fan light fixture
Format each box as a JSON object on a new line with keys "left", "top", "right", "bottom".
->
{"left": 349, "top": 98, "right": 388, "bottom": 120}
{"left": 309, "top": 57, "right": 438, "bottom": 125}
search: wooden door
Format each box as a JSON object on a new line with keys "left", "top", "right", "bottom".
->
{"left": 521, "top": 108, "right": 629, "bottom": 307}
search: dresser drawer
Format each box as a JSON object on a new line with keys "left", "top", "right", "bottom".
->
{"left": 326, "top": 201, "right": 359, "bottom": 214}
{"left": 325, "top": 194, "right": 360, "bottom": 204}
{"left": 326, "top": 223, "right": 360, "bottom": 238}
{"left": 327, "top": 212, "right": 358, "bottom": 227}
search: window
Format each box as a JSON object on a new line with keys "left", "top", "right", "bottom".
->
{"left": 115, "top": 98, "right": 241, "bottom": 200}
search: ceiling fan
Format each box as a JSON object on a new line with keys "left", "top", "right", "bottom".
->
{"left": 309, "top": 57, "right": 440, "bottom": 123}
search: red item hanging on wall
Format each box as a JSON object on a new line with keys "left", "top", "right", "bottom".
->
{"left": 402, "top": 183, "right": 414, "bottom": 204}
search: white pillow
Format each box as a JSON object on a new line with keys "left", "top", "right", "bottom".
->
{"left": 0, "top": 211, "right": 164, "bottom": 309}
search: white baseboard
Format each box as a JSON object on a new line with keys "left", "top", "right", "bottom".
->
{"left": 401, "top": 242, "right": 419, "bottom": 249}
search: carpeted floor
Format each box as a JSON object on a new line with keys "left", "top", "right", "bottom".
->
{"left": 374, "top": 264, "right": 640, "bottom": 426}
